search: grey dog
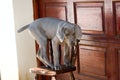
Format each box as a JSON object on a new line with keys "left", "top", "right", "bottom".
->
{"left": 18, "top": 17, "right": 82, "bottom": 70}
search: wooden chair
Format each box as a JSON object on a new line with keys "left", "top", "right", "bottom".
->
{"left": 29, "top": 40, "right": 79, "bottom": 80}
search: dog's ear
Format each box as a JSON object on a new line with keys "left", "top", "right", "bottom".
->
{"left": 56, "top": 22, "right": 67, "bottom": 42}
{"left": 74, "top": 24, "right": 82, "bottom": 40}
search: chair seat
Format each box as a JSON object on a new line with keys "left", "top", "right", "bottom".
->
{"left": 29, "top": 66, "right": 76, "bottom": 76}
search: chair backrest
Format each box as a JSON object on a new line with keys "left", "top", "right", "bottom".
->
{"left": 47, "top": 39, "right": 79, "bottom": 67}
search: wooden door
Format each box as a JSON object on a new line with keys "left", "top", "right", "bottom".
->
{"left": 33, "top": 0, "right": 120, "bottom": 80}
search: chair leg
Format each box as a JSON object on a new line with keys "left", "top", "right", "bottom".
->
{"left": 70, "top": 72, "right": 75, "bottom": 80}
{"left": 34, "top": 74, "right": 37, "bottom": 80}
{"left": 51, "top": 76, "right": 56, "bottom": 80}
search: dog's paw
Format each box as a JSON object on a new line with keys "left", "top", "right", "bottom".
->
{"left": 54, "top": 66, "right": 62, "bottom": 70}
{"left": 64, "top": 63, "right": 73, "bottom": 68}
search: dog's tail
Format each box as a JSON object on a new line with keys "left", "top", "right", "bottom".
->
{"left": 17, "top": 24, "right": 29, "bottom": 33}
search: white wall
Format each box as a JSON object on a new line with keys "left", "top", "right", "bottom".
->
{"left": 0, "top": 0, "right": 19, "bottom": 80}
{"left": 13, "top": 0, "right": 37, "bottom": 80}
{"left": 0, "top": 0, "right": 37, "bottom": 80}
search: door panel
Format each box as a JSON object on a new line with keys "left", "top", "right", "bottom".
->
{"left": 74, "top": 2, "right": 105, "bottom": 35}
{"left": 118, "top": 49, "right": 120, "bottom": 80}
{"left": 114, "top": 2, "right": 120, "bottom": 36}
{"left": 45, "top": 2, "right": 67, "bottom": 20}
{"left": 33, "top": 0, "right": 120, "bottom": 80}
{"left": 79, "top": 45, "right": 106, "bottom": 77}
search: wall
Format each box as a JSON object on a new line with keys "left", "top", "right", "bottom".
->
{"left": 0, "top": 0, "right": 37, "bottom": 80}
{"left": 0, "top": 0, "right": 19, "bottom": 80}
{"left": 13, "top": 0, "right": 37, "bottom": 80}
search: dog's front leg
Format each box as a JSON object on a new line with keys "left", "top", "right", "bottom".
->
{"left": 64, "top": 44, "right": 72, "bottom": 67}
{"left": 52, "top": 37, "right": 61, "bottom": 70}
